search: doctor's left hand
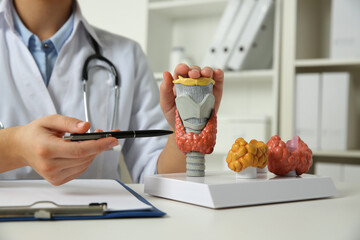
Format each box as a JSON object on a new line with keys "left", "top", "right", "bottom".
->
{"left": 10, "top": 115, "right": 119, "bottom": 186}
{"left": 156, "top": 64, "right": 224, "bottom": 174}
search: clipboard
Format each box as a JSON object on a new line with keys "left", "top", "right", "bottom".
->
{"left": 0, "top": 180, "right": 165, "bottom": 221}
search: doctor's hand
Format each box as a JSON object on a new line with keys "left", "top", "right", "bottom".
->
{"left": 160, "top": 64, "right": 224, "bottom": 129}
{"left": 157, "top": 64, "right": 223, "bottom": 174}
{"left": 11, "top": 115, "right": 119, "bottom": 186}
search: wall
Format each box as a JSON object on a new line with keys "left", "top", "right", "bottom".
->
{"left": 78, "top": 0, "right": 148, "bottom": 52}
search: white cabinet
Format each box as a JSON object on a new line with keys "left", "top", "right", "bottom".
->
{"left": 280, "top": 0, "right": 360, "bottom": 177}
{"left": 316, "top": 162, "right": 360, "bottom": 182}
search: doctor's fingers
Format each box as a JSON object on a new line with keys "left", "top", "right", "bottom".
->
{"left": 212, "top": 69, "right": 224, "bottom": 113}
{"left": 174, "top": 64, "right": 207, "bottom": 79}
{"left": 51, "top": 137, "right": 119, "bottom": 159}
{"left": 94, "top": 129, "right": 121, "bottom": 132}
{"left": 173, "top": 63, "right": 190, "bottom": 79}
{"left": 188, "top": 66, "right": 201, "bottom": 79}
{"left": 160, "top": 72, "right": 177, "bottom": 127}
{"left": 161, "top": 71, "right": 176, "bottom": 100}
{"left": 174, "top": 64, "right": 214, "bottom": 79}
{"left": 44, "top": 159, "right": 94, "bottom": 186}
{"left": 200, "top": 67, "right": 214, "bottom": 79}
{"left": 48, "top": 154, "right": 96, "bottom": 171}
{"left": 58, "top": 164, "right": 91, "bottom": 186}
{"left": 212, "top": 68, "right": 224, "bottom": 83}
{"left": 37, "top": 114, "right": 91, "bottom": 134}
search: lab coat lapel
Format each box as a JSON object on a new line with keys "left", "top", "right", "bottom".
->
{"left": 47, "top": 26, "right": 113, "bottom": 131}
{"left": 46, "top": 27, "right": 88, "bottom": 119}
{"left": 7, "top": 27, "right": 57, "bottom": 119}
{"left": 46, "top": 2, "right": 112, "bottom": 128}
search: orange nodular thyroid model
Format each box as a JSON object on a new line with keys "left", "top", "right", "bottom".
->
{"left": 175, "top": 110, "right": 217, "bottom": 154}
{"left": 226, "top": 138, "right": 268, "bottom": 172}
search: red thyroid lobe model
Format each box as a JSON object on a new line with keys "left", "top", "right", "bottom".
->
{"left": 175, "top": 110, "right": 217, "bottom": 154}
{"left": 267, "top": 135, "right": 313, "bottom": 176}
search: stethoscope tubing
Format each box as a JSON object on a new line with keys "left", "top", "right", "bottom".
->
{"left": 82, "top": 36, "right": 121, "bottom": 133}
{"left": 0, "top": 37, "right": 120, "bottom": 133}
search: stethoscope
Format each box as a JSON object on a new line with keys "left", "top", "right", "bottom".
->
{"left": 82, "top": 35, "right": 121, "bottom": 132}
{"left": 0, "top": 35, "right": 121, "bottom": 133}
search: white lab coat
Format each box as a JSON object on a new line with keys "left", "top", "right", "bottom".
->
{"left": 0, "top": 0, "right": 169, "bottom": 183}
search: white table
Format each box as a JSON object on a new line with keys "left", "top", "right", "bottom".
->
{"left": 1, "top": 182, "right": 359, "bottom": 240}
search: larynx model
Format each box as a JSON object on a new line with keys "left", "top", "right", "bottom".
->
{"left": 173, "top": 76, "right": 217, "bottom": 177}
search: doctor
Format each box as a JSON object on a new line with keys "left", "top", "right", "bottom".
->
{"left": 0, "top": 0, "right": 224, "bottom": 185}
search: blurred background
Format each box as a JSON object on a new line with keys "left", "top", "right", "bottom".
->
{"left": 36, "top": 0, "right": 360, "bottom": 182}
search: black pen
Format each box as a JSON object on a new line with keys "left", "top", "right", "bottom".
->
{"left": 63, "top": 130, "right": 173, "bottom": 141}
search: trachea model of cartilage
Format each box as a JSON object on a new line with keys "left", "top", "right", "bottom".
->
{"left": 173, "top": 76, "right": 217, "bottom": 177}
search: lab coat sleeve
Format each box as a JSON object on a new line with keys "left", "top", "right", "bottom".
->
{"left": 122, "top": 43, "right": 170, "bottom": 183}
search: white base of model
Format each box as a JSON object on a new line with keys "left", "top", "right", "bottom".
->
{"left": 144, "top": 171, "right": 337, "bottom": 209}
{"left": 257, "top": 166, "right": 268, "bottom": 173}
{"left": 236, "top": 167, "right": 257, "bottom": 178}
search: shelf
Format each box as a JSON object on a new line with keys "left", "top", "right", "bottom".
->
{"left": 149, "top": 0, "right": 228, "bottom": 18}
{"left": 295, "top": 58, "right": 360, "bottom": 68}
{"left": 225, "top": 69, "right": 274, "bottom": 81}
{"left": 212, "top": 150, "right": 360, "bottom": 159}
{"left": 154, "top": 69, "right": 274, "bottom": 82}
{"left": 313, "top": 150, "right": 360, "bottom": 159}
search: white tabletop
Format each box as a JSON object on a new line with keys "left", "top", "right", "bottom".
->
{"left": 1, "top": 182, "right": 360, "bottom": 240}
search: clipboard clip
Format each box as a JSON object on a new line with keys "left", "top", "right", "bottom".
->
{"left": 0, "top": 201, "right": 107, "bottom": 219}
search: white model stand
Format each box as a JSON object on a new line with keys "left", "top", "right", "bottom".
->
{"left": 236, "top": 167, "right": 257, "bottom": 179}
{"left": 144, "top": 171, "right": 337, "bottom": 209}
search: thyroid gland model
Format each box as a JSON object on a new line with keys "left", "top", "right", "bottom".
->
{"left": 226, "top": 135, "right": 313, "bottom": 178}
{"left": 226, "top": 138, "right": 268, "bottom": 178}
{"left": 173, "top": 76, "right": 217, "bottom": 177}
{"left": 267, "top": 135, "right": 313, "bottom": 176}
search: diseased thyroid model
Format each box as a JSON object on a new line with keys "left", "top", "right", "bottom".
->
{"left": 226, "top": 138, "right": 268, "bottom": 178}
{"left": 267, "top": 135, "right": 313, "bottom": 176}
{"left": 173, "top": 76, "right": 217, "bottom": 177}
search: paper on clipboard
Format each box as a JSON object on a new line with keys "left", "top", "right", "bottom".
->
{"left": 0, "top": 179, "right": 152, "bottom": 212}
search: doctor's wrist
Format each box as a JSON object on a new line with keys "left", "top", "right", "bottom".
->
{"left": 0, "top": 126, "right": 27, "bottom": 173}
{"left": 157, "top": 134, "right": 186, "bottom": 174}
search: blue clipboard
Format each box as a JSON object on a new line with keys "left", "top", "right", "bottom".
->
{"left": 0, "top": 180, "right": 166, "bottom": 222}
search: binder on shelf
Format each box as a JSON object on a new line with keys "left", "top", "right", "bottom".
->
{"left": 320, "top": 72, "right": 355, "bottom": 150}
{"left": 295, "top": 73, "right": 321, "bottom": 150}
{"left": 330, "top": 0, "right": 360, "bottom": 58}
{"left": 227, "top": 0, "right": 274, "bottom": 71}
{"left": 0, "top": 179, "right": 165, "bottom": 222}
{"left": 201, "top": 0, "right": 242, "bottom": 68}
{"left": 213, "top": 0, "right": 256, "bottom": 70}
{"left": 240, "top": 2, "right": 274, "bottom": 70}
{"left": 294, "top": 72, "right": 357, "bottom": 152}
